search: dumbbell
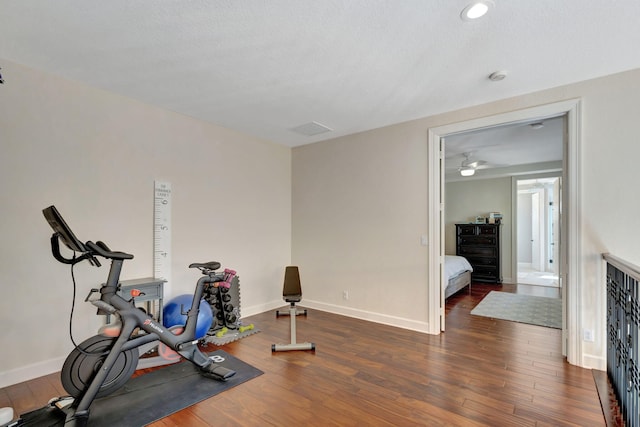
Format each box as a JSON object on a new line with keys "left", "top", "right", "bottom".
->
{"left": 239, "top": 324, "right": 254, "bottom": 333}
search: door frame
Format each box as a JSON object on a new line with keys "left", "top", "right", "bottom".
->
{"left": 513, "top": 173, "right": 562, "bottom": 284}
{"left": 427, "top": 99, "right": 581, "bottom": 366}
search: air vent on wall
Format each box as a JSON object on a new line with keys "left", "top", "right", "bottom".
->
{"left": 290, "top": 121, "right": 333, "bottom": 136}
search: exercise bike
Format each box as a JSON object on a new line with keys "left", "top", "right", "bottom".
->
{"left": 30, "top": 205, "right": 236, "bottom": 427}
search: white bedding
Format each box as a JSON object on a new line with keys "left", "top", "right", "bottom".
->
{"left": 445, "top": 255, "right": 473, "bottom": 280}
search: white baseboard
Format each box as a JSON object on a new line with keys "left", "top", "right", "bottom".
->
{"left": 242, "top": 300, "right": 285, "bottom": 318}
{"left": 0, "top": 356, "right": 65, "bottom": 389}
{"left": 299, "top": 299, "right": 430, "bottom": 333}
{"left": 582, "top": 353, "right": 606, "bottom": 371}
{"left": 246, "top": 299, "right": 430, "bottom": 333}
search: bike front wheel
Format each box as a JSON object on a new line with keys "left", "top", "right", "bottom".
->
{"left": 61, "top": 335, "right": 138, "bottom": 398}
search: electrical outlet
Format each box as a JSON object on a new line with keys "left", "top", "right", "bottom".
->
{"left": 583, "top": 328, "right": 595, "bottom": 342}
{"left": 343, "top": 290, "right": 349, "bottom": 300}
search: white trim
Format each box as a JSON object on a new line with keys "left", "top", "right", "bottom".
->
{"left": 565, "top": 100, "right": 582, "bottom": 365}
{"left": 242, "top": 300, "right": 288, "bottom": 318}
{"left": 511, "top": 171, "right": 563, "bottom": 293}
{"left": 582, "top": 354, "right": 606, "bottom": 371}
{"left": 427, "top": 99, "right": 583, "bottom": 366}
{"left": 245, "top": 299, "right": 431, "bottom": 334}
{"left": 427, "top": 129, "right": 442, "bottom": 334}
{"left": 0, "top": 357, "right": 65, "bottom": 389}
{"left": 302, "top": 299, "right": 430, "bottom": 333}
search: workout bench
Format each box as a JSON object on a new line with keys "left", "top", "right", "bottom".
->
{"left": 272, "top": 266, "right": 315, "bottom": 352}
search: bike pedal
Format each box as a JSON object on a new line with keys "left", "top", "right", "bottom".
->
{"left": 200, "top": 363, "right": 236, "bottom": 381}
{"left": 49, "top": 396, "right": 74, "bottom": 409}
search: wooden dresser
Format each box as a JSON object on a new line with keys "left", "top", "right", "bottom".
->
{"left": 455, "top": 223, "right": 502, "bottom": 284}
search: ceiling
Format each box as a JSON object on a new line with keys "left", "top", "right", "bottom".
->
{"left": 1, "top": 1, "right": 640, "bottom": 147}
{"left": 444, "top": 116, "right": 564, "bottom": 181}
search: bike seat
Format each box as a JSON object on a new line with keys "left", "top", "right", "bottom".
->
{"left": 189, "top": 261, "right": 221, "bottom": 271}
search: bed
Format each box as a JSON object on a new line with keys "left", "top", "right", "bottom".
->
{"left": 444, "top": 255, "right": 473, "bottom": 299}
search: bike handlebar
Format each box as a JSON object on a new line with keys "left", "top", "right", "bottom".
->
{"left": 50, "top": 234, "right": 101, "bottom": 267}
{"left": 44, "top": 205, "right": 133, "bottom": 267}
{"left": 85, "top": 241, "right": 134, "bottom": 261}
{"left": 49, "top": 234, "right": 134, "bottom": 267}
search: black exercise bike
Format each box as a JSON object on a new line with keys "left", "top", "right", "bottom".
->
{"left": 40, "top": 205, "right": 235, "bottom": 426}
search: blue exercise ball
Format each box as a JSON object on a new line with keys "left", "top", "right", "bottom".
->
{"left": 162, "top": 295, "right": 213, "bottom": 339}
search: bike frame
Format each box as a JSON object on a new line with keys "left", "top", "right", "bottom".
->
{"left": 72, "top": 257, "right": 217, "bottom": 421}
{"left": 99, "top": 259, "right": 215, "bottom": 354}
{"left": 42, "top": 205, "right": 234, "bottom": 427}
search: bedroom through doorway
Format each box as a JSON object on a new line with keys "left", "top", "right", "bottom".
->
{"left": 428, "top": 100, "right": 581, "bottom": 366}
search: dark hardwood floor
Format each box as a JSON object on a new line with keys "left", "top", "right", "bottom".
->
{"left": 1, "top": 283, "right": 604, "bottom": 426}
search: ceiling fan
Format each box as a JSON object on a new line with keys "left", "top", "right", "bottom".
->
{"left": 458, "top": 152, "right": 486, "bottom": 176}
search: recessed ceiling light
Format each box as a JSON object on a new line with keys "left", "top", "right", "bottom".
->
{"left": 461, "top": 1, "right": 494, "bottom": 21}
{"left": 488, "top": 70, "right": 507, "bottom": 81}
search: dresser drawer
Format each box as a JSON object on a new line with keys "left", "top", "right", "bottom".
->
{"left": 478, "top": 225, "right": 497, "bottom": 235}
{"left": 459, "top": 235, "right": 496, "bottom": 246}
{"left": 457, "top": 225, "right": 477, "bottom": 235}
{"left": 473, "top": 265, "right": 497, "bottom": 277}
{"left": 458, "top": 246, "right": 497, "bottom": 258}
{"left": 466, "top": 256, "right": 497, "bottom": 267}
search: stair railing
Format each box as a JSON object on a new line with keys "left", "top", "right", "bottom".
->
{"left": 603, "top": 253, "right": 640, "bottom": 427}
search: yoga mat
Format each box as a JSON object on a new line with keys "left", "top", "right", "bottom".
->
{"left": 20, "top": 350, "right": 262, "bottom": 426}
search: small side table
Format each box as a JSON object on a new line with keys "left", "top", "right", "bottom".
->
{"left": 107, "top": 277, "right": 165, "bottom": 324}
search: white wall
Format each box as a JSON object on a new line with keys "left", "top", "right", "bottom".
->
{"left": 3, "top": 59, "right": 640, "bottom": 383}
{"left": 292, "top": 123, "right": 430, "bottom": 330}
{"left": 445, "top": 177, "right": 513, "bottom": 282}
{"left": 0, "top": 60, "right": 291, "bottom": 386}
{"left": 293, "top": 67, "right": 640, "bottom": 369}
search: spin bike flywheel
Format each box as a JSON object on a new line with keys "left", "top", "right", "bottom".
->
{"left": 61, "top": 335, "right": 138, "bottom": 398}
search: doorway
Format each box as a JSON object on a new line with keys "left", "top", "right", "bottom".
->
{"left": 427, "top": 99, "right": 582, "bottom": 365}
{"left": 516, "top": 176, "right": 561, "bottom": 290}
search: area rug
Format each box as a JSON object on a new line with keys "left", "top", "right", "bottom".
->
{"left": 471, "top": 291, "right": 562, "bottom": 329}
{"left": 90, "top": 350, "right": 263, "bottom": 426}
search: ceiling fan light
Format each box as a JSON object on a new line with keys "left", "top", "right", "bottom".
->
{"left": 460, "top": 168, "right": 475, "bottom": 177}
{"left": 461, "top": 1, "right": 494, "bottom": 21}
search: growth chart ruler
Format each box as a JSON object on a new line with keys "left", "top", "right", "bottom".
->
{"left": 154, "top": 181, "right": 172, "bottom": 296}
